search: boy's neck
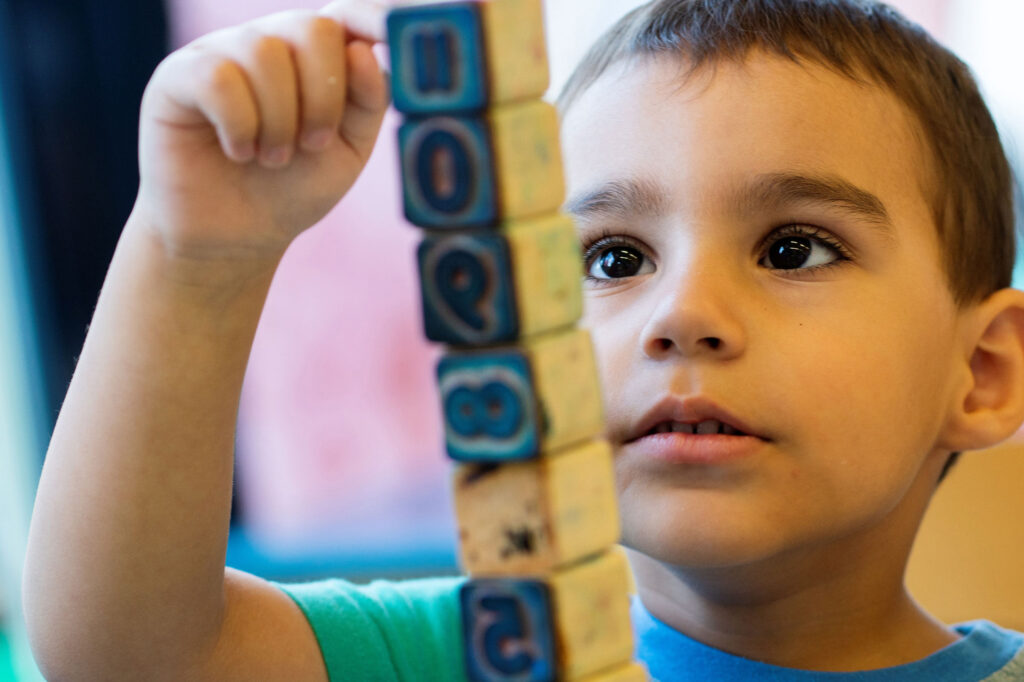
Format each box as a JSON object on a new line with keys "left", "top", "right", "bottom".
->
{"left": 626, "top": 452, "right": 959, "bottom": 671}
{"left": 631, "top": 550, "right": 957, "bottom": 671}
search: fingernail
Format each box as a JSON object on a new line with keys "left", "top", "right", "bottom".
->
{"left": 231, "top": 140, "right": 256, "bottom": 162}
{"left": 301, "top": 128, "right": 333, "bottom": 152}
{"left": 261, "top": 145, "right": 292, "bottom": 167}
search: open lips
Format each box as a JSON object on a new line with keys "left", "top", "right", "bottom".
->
{"left": 647, "top": 420, "right": 746, "bottom": 436}
{"left": 627, "top": 396, "right": 767, "bottom": 443}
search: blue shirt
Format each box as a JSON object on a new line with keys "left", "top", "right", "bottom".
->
{"left": 279, "top": 576, "right": 1024, "bottom": 681}
{"left": 632, "top": 596, "right": 1024, "bottom": 681}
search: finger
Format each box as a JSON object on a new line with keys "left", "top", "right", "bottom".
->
{"left": 156, "top": 49, "right": 260, "bottom": 163}
{"left": 226, "top": 30, "right": 301, "bottom": 168}
{"left": 338, "top": 39, "right": 389, "bottom": 159}
{"left": 319, "top": 0, "right": 388, "bottom": 43}
{"left": 287, "top": 16, "right": 349, "bottom": 153}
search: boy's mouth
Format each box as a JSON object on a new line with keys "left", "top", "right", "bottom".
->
{"left": 646, "top": 420, "right": 747, "bottom": 437}
{"left": 626, "top": 395, "right": 767, "bottom": 444}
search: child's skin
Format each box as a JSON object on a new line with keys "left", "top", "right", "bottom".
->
{"left": 563, "top": 53, "right": 1024, "bottom": 670}
{"left": 22, "top": 1, "right": 1024, "bottom": 680}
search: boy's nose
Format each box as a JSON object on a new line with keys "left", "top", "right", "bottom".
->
{"left": 638, "top": 260, "right": 747, "bottom": 362}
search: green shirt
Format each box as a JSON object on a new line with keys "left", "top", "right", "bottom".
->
{"left": 277, "top": 576, "right": 468, "bottom": 682}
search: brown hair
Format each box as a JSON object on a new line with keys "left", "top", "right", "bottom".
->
{"left": 560, "top": 0, "right": 1020, "bottom": 481}
{"left": 559, "top": 0, "right": 1017, "bottom": 309}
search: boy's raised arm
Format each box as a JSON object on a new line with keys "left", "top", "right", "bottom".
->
{"left": 22, "top": 3, "right": 388, "bottom": 679}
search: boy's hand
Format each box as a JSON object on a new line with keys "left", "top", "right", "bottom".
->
{"left": 134, "top": 0, "right": 389, "bottom": 268}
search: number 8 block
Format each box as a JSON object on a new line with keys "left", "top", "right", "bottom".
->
{"left": 437, "top": 328, "right": 604, "bottom": 461}
{"left": 418, "top": 214, "right": 582, "bottom": 345}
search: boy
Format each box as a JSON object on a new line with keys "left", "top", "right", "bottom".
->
{"left": 22, "top": 0, "right": 1024, "bottom": 679}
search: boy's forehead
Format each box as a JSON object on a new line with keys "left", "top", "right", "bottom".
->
{"left": 560, "top": 52, "right": 934, "bottom": 234}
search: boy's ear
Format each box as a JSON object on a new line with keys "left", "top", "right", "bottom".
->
{"left": 938, "top": 287, "right": 1024, "bottom": 452}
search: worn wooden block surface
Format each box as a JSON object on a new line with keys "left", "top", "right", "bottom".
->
{"left": 399, "top": 100, "right": 564, "bottom": 229}
{"left": 387, "top": 0, "right": 549, "bottom": 115}
{"left": 454, "top": 439, "right": 618, "bottom": 575}
{"left": 577, "top": 662, "right": 650, "bottom": 682}
{"left": 461, "top": 549, "right": 635, "bottom": 681}
{"left": 418, "top": 214, "right": 582, "bottom": 345}
{"left": 437, "top": 327, "right": 603, "bottom": 461}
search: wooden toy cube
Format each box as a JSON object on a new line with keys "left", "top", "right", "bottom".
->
{"left": 454, "top": 439, "right": 618, "bottom": 575}
{"left": 461, "top": 549, "right": 635, "bottom": 681}
{"left": 418, "top": 214, "right": 582, "bottom": 345}
{"left": 399, "top": 100, "right": 564, "bottom": 229}
{"left": 437, "top": 328, "right": 603, "bottom": 461}
{"left": 579, "top": 663, "right": 649, "bottom": 681}
{"left": 387, "top": 0, "right": 549, "bottom": 115}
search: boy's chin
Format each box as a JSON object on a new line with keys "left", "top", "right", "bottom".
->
{"left": 620, "top": 503, "right": 802, "bottom": 571}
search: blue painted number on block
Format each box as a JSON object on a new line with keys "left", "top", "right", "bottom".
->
{"left": 387, "top": 4, "right": 487, "bottom": 115}
{"left": 400, "top": 116, "right": 497, "bottom": 229}
{"left": 418, "top": 233, "right": 519, "bottom": 344}
{"left": 461, "top": 580, "right": 555, "bottom": 682}
{"left": 412, "top": 28, "right": 455, "bottom": 93}
{"left": 446, "top": 382, "right": 523, "bottom": 439}
{"left": 416, "top": 129, "right": 473, "bottom": 213}
{"left": 438, "top": 351, "right": 538, "bottom": 461}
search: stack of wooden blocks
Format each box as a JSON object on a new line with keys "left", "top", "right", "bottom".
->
{"left": 387, "top": 1, "right": 647, "bottom": 679}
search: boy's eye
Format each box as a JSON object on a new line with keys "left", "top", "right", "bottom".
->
{"left": 759, "top": 226, "right": 849, "bottom": 272}
{"left": 586, "top": 244, "right": 655, "bottom": 280}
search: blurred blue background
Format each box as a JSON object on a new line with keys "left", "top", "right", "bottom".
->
{"left": 1, "top": 0, "right": 1022, "bottom": 678}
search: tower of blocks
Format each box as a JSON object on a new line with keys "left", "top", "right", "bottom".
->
{"left": 387, "top": 1, "right": 649, "bottom": 680}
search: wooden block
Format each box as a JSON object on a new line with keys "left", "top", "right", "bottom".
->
{"left": 454, "top": 439, "right": 619, "bottom": 575}
{"left": 399, "top": 100, "right": 564, "bottom": 229}
{"left": 576, "top": 663, "right": 649, "bottom": 682}
{"left": 418, "top": 214, "right": 582, "bottom": 345}
{"left": 387, "top": 0, "right": 549, "bottom": 115}
{"left": 437, "top": 328, "right": 603, "bottom": 461}
{"left": 461, "top": 549, "right": 635, "bottom": 681}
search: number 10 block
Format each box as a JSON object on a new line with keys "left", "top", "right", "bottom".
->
{"left": 399, "top": 100, "right": 565, "bottom": 229}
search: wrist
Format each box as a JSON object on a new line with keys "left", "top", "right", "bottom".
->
{"left": 122, "top": 205, "right": 286, "bottom": 309}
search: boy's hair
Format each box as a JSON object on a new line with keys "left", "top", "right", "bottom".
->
{"left": 559, "top": 0, "right": 1017, "bottom": 310}
{"left": 560, "top": 0, "right": 1021, "bottom": 481}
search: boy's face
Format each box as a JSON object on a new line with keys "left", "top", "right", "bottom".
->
{"left": 561, "top": 54, "right": 965, "bottom": 570}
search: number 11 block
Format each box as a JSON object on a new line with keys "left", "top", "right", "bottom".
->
{"left": 387, "top": 0, "right": 549, "bottom": 115}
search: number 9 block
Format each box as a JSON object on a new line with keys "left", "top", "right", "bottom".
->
{"left": 387, "top": 0, "right": 549, "bottom": 115}
{"left": 461, "top": 549, "right": 635, "bottom": 681}
{"left": 437, "top": 328, "right": 604, "bottom": 461}
{"left": 418, "top": 214, "right": 582, "bottom": 346}
{"left": 399, "top": 100, "right": 564, "bottom": 229}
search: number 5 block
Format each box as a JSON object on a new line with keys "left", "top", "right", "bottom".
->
{"left": 399, "top": 100, "right": 564, "bottom": 229}
{"left": 387, "top": 0, "right": 549, "bottom": 115}
{"left": 454, "top": 439, "right": 618, "bottom": 575}
{"left": 437, "top": 328, "right": 604, "bottom": 461}
{"left": 461, "top": 549, "right": 635, "bottom": 681}
{"left": 418, "top": 214, "right": 582, "bottom": 346}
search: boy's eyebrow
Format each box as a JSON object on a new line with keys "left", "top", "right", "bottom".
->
{"left": 566, "top": 172, "right": 897, "bottom": 241}
{"left": 739, "top": 172, "right": 896, "bottom": 240}
{"left": 564, "top": 177, "right": 667, "bottom": 219}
